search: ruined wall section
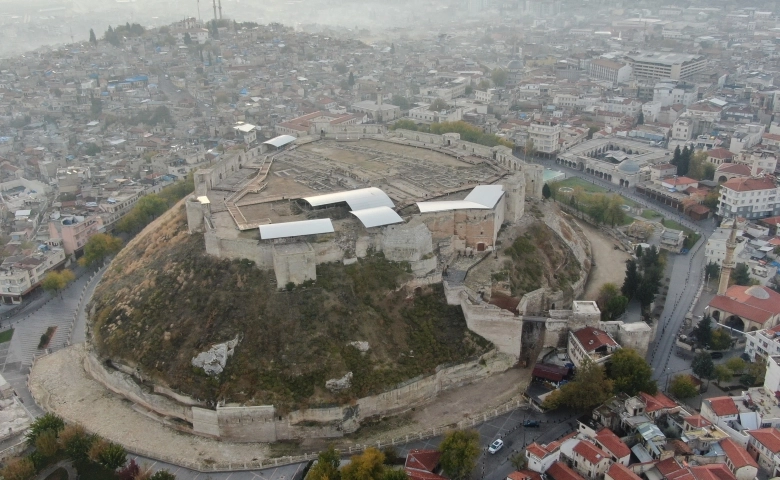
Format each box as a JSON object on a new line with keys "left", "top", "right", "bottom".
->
{"left": 599, "top": 321, "right": 653, "bottom": 358}
{"left": 204, "top": 231, "right": 274, "bottom": 268}
{"left": 459, "top": 295, "right": 523, "bottom": 359}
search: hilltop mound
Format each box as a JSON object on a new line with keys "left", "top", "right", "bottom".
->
{"left": 89, "top": 205, "right": 490, "bottom": 411}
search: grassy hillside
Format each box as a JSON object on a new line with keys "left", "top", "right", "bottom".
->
{"left": 90, "top": 205, "right": 490, "bottom": 412}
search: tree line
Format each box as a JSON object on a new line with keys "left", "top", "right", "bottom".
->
{"left": 621, "top": 245, "right": 664, "bottom": 316}
{"left": 115, "top": 174, "right": 194, "bottom": 235}
{"left": 2, "top": 413, "right": 175, "bottom": 480}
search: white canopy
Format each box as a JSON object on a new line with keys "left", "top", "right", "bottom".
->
{"left": 303, "top": 187, "right": 395, "bottom": 210}
{"left": 263, "top": 135, "right": 296, "bottom": 148}
{"left": 259, "top": 218, "right": 334, "bottom": 240}
{"left": 350, "top": 206, "right": 403, "bottom": 228}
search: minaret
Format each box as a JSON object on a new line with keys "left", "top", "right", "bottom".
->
{"left": 718, "top": 218, "right": 738, "bottom": 295}
{"left": 218, "top": 0, "right": 222, "bottom": 19}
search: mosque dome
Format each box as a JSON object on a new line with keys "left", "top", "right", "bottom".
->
{"left": 617, "top": 160, "right": 641, "bottom": 174}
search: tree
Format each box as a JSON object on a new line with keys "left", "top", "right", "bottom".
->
{"left": 84, "top": 143, "right": 101, "bottom": 156}
{"left": 26, "top": 413, "right": 64, "bottom": 446}
{"left": 341, "top": 448, "right": 386, "bottom": 480}
{"left": 703, "top": 186, "right": 720, "bottom": 208}
{"left": 150, "top": 471, "right": 177, "bottom": 480}
{"left": 714, "top": 365, "right": 733, "bottom": 385}
{"left": 524, "top": 138, "right": 536, "bottom": 158}
{"left": 542, "top": 183, "right": 552, "bottom": 199}
{"left": 491, "top": 69, "right": 509, "bottom": 87}
{"left": 119, "top": 459, "right": 141, "bottom": 480}
{"left": 439, "top": 430, "right": 480, "bottom": 480}
{"left": 637, "top": 111, "right": 644, "bottom": 125}
{"left": 79, "top": 233, "right": 123, "bottom": 267}
{"left": 390, "top": 119, "right": 418, "bottom": 131}
{"left": 98, "top": 442, "right": 127, "bottom": 470}
{"left": 335, "top": 63, "right": 348, "bottom": 74}
{"left": 308, "top": 446, "right": 341, "bottom": 480}
{"left": 692, "top": 315, "right": 713, "bottom": 346}
{"left": 726, "top": 357, "right": 746, "bottom": 374}
{"left": 391, "top": 95, "right": 410, "bottom": 111}
{"left": 91, "top": 97, "right": 102, "bottom": 116}
{"left": 710, "top": 329, "right": 732, "bottom": 350}
{"left": 635, "top": 279, "right": 656, "bottom": 311}
{"left": 621, "top": 260, "right": 641, "bottom": 299}
{"left": 465, "top": 86, "right": 473, "bottom": 96}
{"left": 41, "top": 270, "right": 75, "bottom": 299}
{"left": 0, "top": 457, "right": 35, "bottom": 480}
{"left": 669, "top": 375, "right": 698, "bottom": 399}
{"left": 105, "top": 26, "right": 121, "bottom": 46}
{"left": 542, "top": 361, "right": 614, "bottom": 411}
{"left": 705, "top": 262, "right": 720, "bottom": 281}
{"left": 732, "top": 263, "right": 752, "bottom": 286}
{"left": 137, "top": 195, "right": 169, "bottom": 220}
{"left": 35, "top": 429, "right": 60, "bottom": 457}
{"left": 510, "top": 453, "right": 527, "bottom": 471}
{"left": 89, "top": 28, "right": 98, "bottom": 45}
{"left": 348, "top": 72, "right": 355, "bottom": 86}
{"left": 607, "top": 348, "right": 657, "bottom": 396}
{"left": 58, "top": 424, "right": 94, "bottom": 462}
{"left": 429, "top": 98, "right": 449, "bottom": 111}
{"left": 636, "top": 245, "right": 643, "bottom": 257}
{"left": 692, "top": 352, "right": 715, "bottom": 380}
{"left": 184, "top": 32, "right": 192, "bottom": 45}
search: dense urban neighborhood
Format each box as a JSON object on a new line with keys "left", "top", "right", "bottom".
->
{"left": 1, "top": 1, "right": 780, "bottom": 480}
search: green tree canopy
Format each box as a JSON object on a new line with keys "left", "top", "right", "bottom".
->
{"left": 0, "top": 457, "right": 35, "bottom": 480}
{"left": 150, "top": 471, "right": 177, "bottom": 480}
{"left": 428, "top": 98, "right": 449, "bottom": 111}
{"left": 542, "top": 361, "right": 614, "bottom": 411}
{"left": 692, "top": 352, "right": 715, "bottom": 380}
{"left": 705, "top": 262, "right": 720, "bottom": 281}
{"left": 391, "top": 95, "right": 410, "bottom": 111}
{"left": 732, "top": 263, "right": 752, "bottom": 286}
{"left": 491, "top": 69, "right": 509, "bottom": 87}
{"left": 710, "top": 329, "right": 732, "bottom": 350}
{"left": 309, "top": 445, "right": 341, "bottom": 480}
{"left": 428, "top": 121, "right": 513, "bottom": 148}
{"left": 714, "top": 364, "right": 733, "bottom": 384}
{"left": 621, "top": 260, "right": 641, "bottom": 299}
{"left": 26, "top": 413, "right": 64, "bottom": 446}
{"left": 606, "top": 348, "right": 657, "bottom": 396}
{"left": 41, "top": 270, "right": 75, "bottom": 298}
{"left": 542, "top": 183, "right": 552, "bottom": 199}
{"left": 89, "top": 28, "right": 98, "bottom": 45}
{"left": 692, "top": 315, "right": 713, "bottom": 346}
{"left": 669, "top": 375, "right": 698, "bottom": 399}
{"left": 79, "top": 233, "right": 123, "bottom": 267}
{"left": 341, "top": 448, "right": 386, "bottom": 480}
{"left": 439, "top": 430, "right": 480, "bottom": 480}
{"left": 726, "top": 357, "right": 746, "bottom": 374}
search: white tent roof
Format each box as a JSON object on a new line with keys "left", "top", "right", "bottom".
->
{"left": 233, "top": 123, "right": 256, "bottom": 133}
{"left": 263, "top": 135, "right": 297, "bottom": 148}
{"left": 463, "top": 185, "right": 505, "bottom": 209}
{"left": 259, "top": 218, "right": 334, "bottom": 240}
{"left": 350, "top": 206, "right": 404, "bottom": 228}
{"left": 303, "top": 187, "right": 394, "bottom": 210}
{"left": 417, "top": 201, "right": 492, "bottom": 213}
{"left": 416, "top": 185, "right": 505, "bottom": 213}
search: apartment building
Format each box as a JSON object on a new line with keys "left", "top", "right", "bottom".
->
{"left": 528, "top": 122, "right": 561, "bottom": 156}
{"left": 717, "top": 176, "right": 780, "bottom": 220}
{"left": 589, "top": 59, "right": 632, "bottom": 85}
{"left": 48, "top": 215, "right": 104, "bottom": 255}
{"left": 625, "top": 52, "right": 708, "bottom": 81}
{"left": 0, "top": 247, "right": 66, "bottom": 304}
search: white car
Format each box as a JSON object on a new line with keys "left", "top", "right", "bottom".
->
{"left": 488, "top": 439, "right": 504, "bottom": 454}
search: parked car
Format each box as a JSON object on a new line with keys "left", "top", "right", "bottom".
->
{"left": 710, "top": 352, "right": 724, "bottom": 359}
{"left": 488, "top": 439, "right": 504, "bottom": 454}
{"left": 523, "top": 420, "right": 541, "bottom": 428}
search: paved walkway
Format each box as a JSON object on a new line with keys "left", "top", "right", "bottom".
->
{"left": 35, "top": 460, "right": 77, "bottom": 480}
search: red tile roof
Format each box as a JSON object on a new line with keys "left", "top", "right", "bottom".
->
{"left": 666, "top": 176, "right": 698, "bottom": 186}
{"left": 640, "top": 391, "right": 678, "bottom": 412}
{"left": 690, "top": 464, "right": 736, "bottom": 480}
{"left": 716, "top": 164, "right": 752, "bottom": 176}
{"left": 749, "top": 428, "right": 780, "bottom": 453}
{"left": 405, "top": 450, "right": 441, "bottom": 472}
{"left": 405, "top": 468, "right": 445, "bottom": 480}
{"left": 656, "top": 457, "right": 684, "bottom": 476}
{"left": 526, "top": 443, "right": 549, "bottom": 459}
{"left": 508, "top": 470, "right": 543, "bottom": 480}
{"left": 720, "top": 438, "right": 758, "bottom": 469}
{"left": 683, "top": 414, "right": 712, "bottom": 428}
{"left": 707, "top": 148, "right": 734, "bottom": 159}
{"left": 547, "top": 462, "right": 585, "bottom": 480}
{"left": 595, "top": 428, "right": 630, "bottom": 458}
{"left": 572, "top": 328, "right": 618, "bottom": 353}
{"left": 709, "top": 285, "right": 780, "bottom": 324}
{"left": 606, "top": 463, "right": 642, "bottom": 480}
{"left": 706, "top": 397, "right": 739, "bottom": 416}
{"left": 572, "top": 440, "right": 609, "bottom": 465}
{"left": 721, "top": 176, "right": 777, "bottom": 193}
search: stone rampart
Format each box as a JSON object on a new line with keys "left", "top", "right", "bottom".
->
{"left": 599, "top": 321, "right": 653, "bottom": 358}
{"left": 460, "top": 296, "right": 523, "bottom": 359}
{"left": 204, "top": 232, "right": 274, "bottom": 268}
{"left": 85, "top": 344, "right": 512, "bottom": 443}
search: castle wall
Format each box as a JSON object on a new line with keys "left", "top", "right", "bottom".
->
{"left": 525, "top": 164, "right": 545, "bottom": 199}
{"left": 272, "top": 243, "right": 316, "bottom": 286}
{"left": 194, "top": 148, "right": 261, "bottom": 197}
{"left": 185, "top": 199, "right": 205, "bottom": 234}
{"left": 460, "top": 296, "right": 523, "bottom": 359}
{"left": 204, "top": 232, "right": 274, "bottom": 268}
{"left": 381, "top": 222, "right": 433, "bottom": 262}
{"left": 599, "top": 321, "right": 653, "bottom": 358}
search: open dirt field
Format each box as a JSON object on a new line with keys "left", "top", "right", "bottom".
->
{"left": 578, "top": 220, "right": 630, "bottom": 300}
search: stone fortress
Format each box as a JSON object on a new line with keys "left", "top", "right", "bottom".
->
{"left": 85, "top": 128, "right": 652, "bottom": 443}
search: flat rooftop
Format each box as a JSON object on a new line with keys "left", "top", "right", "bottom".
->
{"left": 626, "top": 52, "right": 705, "bottom": 65}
